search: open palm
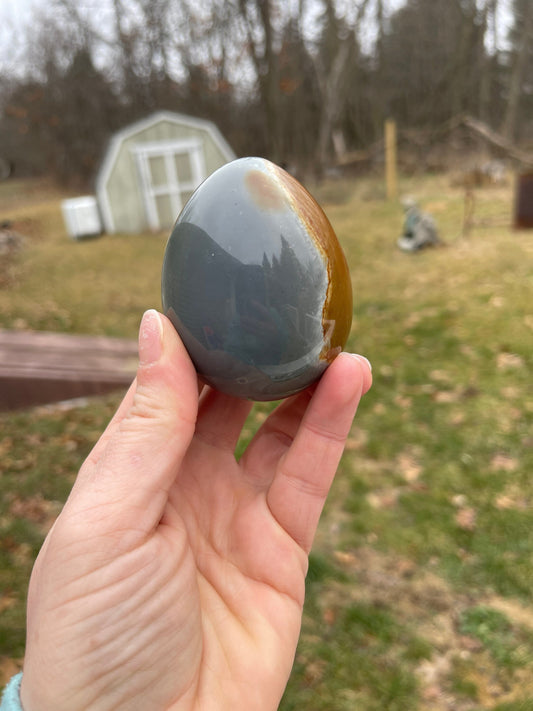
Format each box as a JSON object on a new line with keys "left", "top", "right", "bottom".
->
{"left": 20, "top": 311, "right": 371, "bottom": 711}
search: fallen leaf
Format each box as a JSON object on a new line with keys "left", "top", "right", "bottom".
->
{"left": 495, "top": 495, "right": 516, "bottom": 510}
{"left": 490, "top": 453, "right": 519, "bottom": 472}
{"left": 395, "top": 558, "right": 417, "bottom": 578}
{"left": 497, "top": 352, "right": 524, "bottom": 370}
{"left": 429, "top": 369, "right": 452, "bottom": 383}
{"left": 345, "top": 427, "right": 368, "bottom": 450}
{"left": 304, "top": 660, "right": 326, "bottom": 684}
{"left": 339, "top": 689, "right": 359, "bottom": 703}
{"left": 451, "top": 494, "right": 468, "bottom": 507}
{"left": 488, "top": 597, "right": 533, "bottom": 632}
{"left": 397, "top": 452, "right": 422, "bottom": 482}
{"left": 0, "top": 595, "right": 16, "bottom": 614}
{"left": 367, "top": 489, "right": 400, "bottom": 509}
{"left": 9, "top": 495, "right": 58, "bottom": 525}
{"left": 459, "top": 634, "right": 484, "bottom": 652}
{"left": 12, "top": 542, "right": 33, "bottom": 566}
{"left": 494, "top": 486, "right": 528, "bottom": 511}
{"left": 0, "top": 437, "right": 13, "bottom": 457}
{"left": 500, "top": 386, "right": 521, "bottom": 399}
{"left": 460, "top": 344, "right": 476, "bottom": 358}
{"left": 455, "top": 507, "right": 477, "bottom": 531}
{"left": 433, "top": 390, "right": 460, "bottom": 403}
{"left": 421, "top": 684, "right": 442, "bottom": 701}
{"left": 12, "top": 318, "right": 28, "bottom": 330}
{"left": 405, "top": 313, "right": 422, "bottom": 328}
{"left": 394, "top": 395, "right": 412, "bottom": 409}
{"left": 449, "top": 411, "right": 466, "bottom": 426}
{"left": 333, "top": 550, "right": 358, "bottom": 568}
{"left": 322, "top": 607, "right": 336, "bottom": 625}
{"left": 416, "top": 654, "right": 451, "bottom": 685}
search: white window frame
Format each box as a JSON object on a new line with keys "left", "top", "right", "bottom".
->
{"left": 132, "top": 139, "right": 205, "bottom": 231}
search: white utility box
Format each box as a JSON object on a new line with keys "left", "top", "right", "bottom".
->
{"left": 61, "top": 196, "right": 103, "bottom": 239}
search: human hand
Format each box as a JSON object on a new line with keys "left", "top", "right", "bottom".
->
{"left": 20, "top": 310, "right": 371, "bottom": 711}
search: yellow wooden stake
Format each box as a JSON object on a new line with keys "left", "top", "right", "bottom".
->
{"left": 385, "top": 119, "right": 398, "bottom": 200}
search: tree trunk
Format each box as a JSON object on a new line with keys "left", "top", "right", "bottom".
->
{"left": 478, "top": 0, "right": 492, "bottom": 124}
{"left": 313, "top": 0, "right": 371, "bottom": 175}
{"left": 501, "top": 2, "right": 533, "bottom": 141}
{"left": 316, "top": 38, "right": 351, "bottom": 171}
{"left": 237, "top": 0, "right": 283, "bottom": 162}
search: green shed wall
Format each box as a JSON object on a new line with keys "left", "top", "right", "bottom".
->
{"left": 104, "top": 118, "right": 232, "bottom": 233}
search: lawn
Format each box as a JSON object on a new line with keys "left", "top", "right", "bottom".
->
{"left": 1, "top": 172, "right": 532, "bottom": 709}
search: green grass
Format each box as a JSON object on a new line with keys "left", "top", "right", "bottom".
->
{"left": 1, "top": 173, "right": 533, "bottom": 707}
{"left": 0, "top": 394, "right": 121, "bottom": 662}
{"left": 0, "top": 180, "right": 166, "bottom": 336}
{"left": 459, "top": 605, "right": 533, "bottom": 669}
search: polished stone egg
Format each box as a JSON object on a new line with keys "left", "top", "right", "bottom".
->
{"left": 161, "top": 157, "right": 352, "bottom": 401}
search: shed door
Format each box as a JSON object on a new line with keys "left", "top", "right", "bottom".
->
{"left": 134, "top": 141, "right": 205, "bottom": 231}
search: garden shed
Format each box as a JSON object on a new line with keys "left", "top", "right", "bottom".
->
{"left": 96, "top": 111, "right": 236, "bottom": 233}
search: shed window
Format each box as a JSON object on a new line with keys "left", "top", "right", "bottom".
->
{"left": 175, "top": 153, "right": 193, "bottom": 183}
{"left": 149, "top": 155, "right": 167, "bottom": 187}
{"left": 133, "top": 140, "right": 205, "bottom": 231}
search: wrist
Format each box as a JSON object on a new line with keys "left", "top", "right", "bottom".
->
{"left": 0, "top": 673, "right": 23, "bottom": 711}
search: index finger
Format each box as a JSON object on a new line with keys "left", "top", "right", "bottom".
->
{"left": 266, "top": 353, "right": 371, "bottom": 552}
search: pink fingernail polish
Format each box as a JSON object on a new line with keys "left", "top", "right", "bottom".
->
{"left": 139, "top": 310, "right": 163, "bottom": 365}
{"left": 348, "top": 353, "right": 372, "bottom": 372}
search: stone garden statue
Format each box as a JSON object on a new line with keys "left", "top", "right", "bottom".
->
{"left": 397, "top": 198, "right": 441, "bottom": 252}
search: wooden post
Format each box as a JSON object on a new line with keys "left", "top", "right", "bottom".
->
{"left": 385, "top": 119, "right": 398, "bottom": 200}
{"left": 514, "top": 173, "right": 533, "bottom": 228}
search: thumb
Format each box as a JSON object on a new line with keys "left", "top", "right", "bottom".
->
{"left": 69, "top": 310, "right": 199, "bottom": 534}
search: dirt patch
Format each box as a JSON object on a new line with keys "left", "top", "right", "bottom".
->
{"left": 488, "top": 597, "right": 533, "bottom": 633}
{"left": 309, "top": 538, "right": 533, "bottom": 709}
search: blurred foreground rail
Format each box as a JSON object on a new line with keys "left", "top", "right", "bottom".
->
{"left": 0, "top": 330, "right": 137, "bottom": 411}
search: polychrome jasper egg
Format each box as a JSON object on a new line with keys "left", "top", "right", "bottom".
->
{"left": 161, "top": 157, "right": 352, "bottom": 401}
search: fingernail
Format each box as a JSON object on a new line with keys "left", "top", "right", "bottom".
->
{"left": 139, "top": 310, "right": 163, "bottom": 365}
{"left": 349, "top": 353, "right": 372, "bottom": 372}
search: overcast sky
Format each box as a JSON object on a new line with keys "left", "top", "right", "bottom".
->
{"left": 0, "top": 0, "right": 515, "bottom": 80}
{"left": 1, "top": 0, "right": 36, "bottom": 34}
{"left": 0, "top": 0, "right": 40, "bottom": 77}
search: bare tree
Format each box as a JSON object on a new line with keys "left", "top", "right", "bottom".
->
{"left": 2, "top": 28, "right": 120, "bottom": 186}
{"left": 232, "top": 0, "right": 284, "bottom": 162}
{"left": 478, "top": 0, "right": 498, "bottom": 124}
{"left": 501, "top": 0, "right": 533, "bottom": 141}
{"left": 311, "top": 0, "right": 372, "bottom": 173}
{"left": 4, "top": 0, "right": 530, "bottom": 185}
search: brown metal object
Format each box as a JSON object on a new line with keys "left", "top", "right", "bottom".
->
{"left": 0, "top": 330, "right": 138, "bottom": 411}
{"left": 514, "top": 173, "right": 533, "bottom": 228}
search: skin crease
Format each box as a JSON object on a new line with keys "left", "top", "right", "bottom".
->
{"left": 19, "top": 310, "right": 372, "bottom": 711}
